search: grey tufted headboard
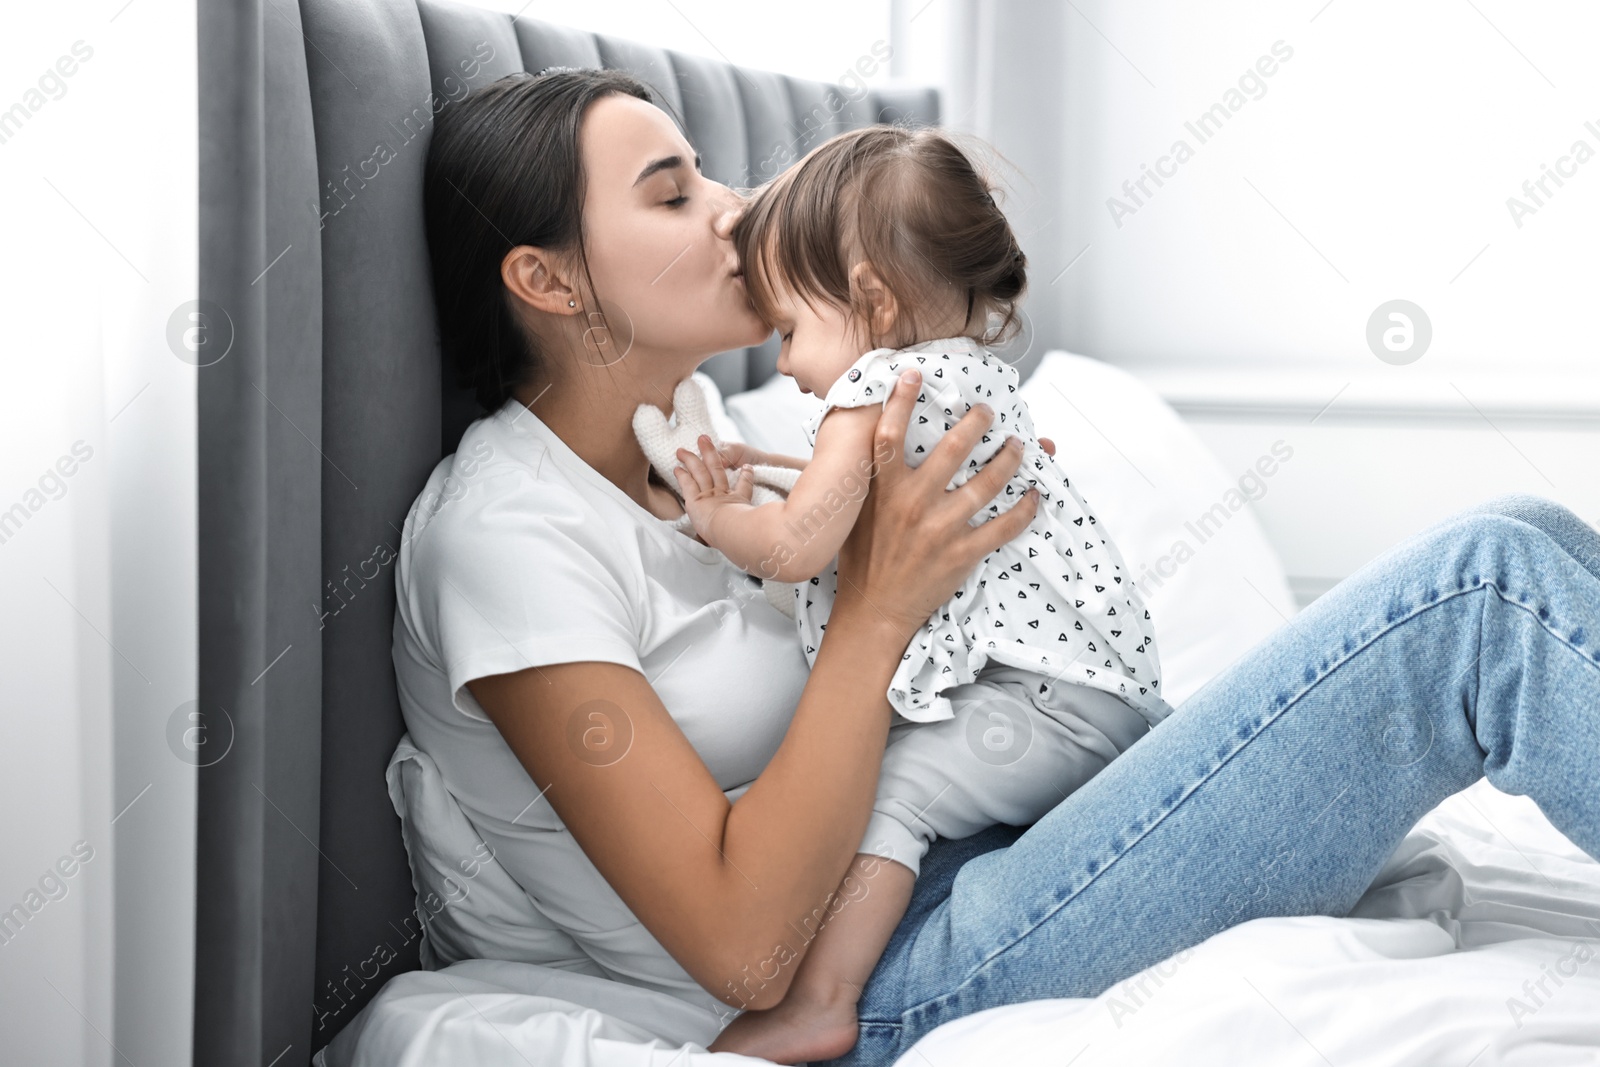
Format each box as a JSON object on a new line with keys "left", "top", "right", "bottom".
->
{"left": 194, "top": 0, "right": 939, "bottom": 1062}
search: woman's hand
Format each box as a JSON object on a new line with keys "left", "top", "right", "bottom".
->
{"left": 835, "top": 368, "right": 1041, "bottom": 640}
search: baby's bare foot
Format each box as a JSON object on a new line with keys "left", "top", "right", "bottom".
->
{"left": 708, "top": 986, "right": 859, "bottom": 1065}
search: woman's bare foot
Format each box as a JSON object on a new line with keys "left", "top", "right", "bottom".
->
{"left": 708, "top": 984, "right": 859, "bottom": 1064}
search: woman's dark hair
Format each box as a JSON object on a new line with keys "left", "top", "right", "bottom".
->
{"left": 424, "top": 67, "right": 655, "bottom": 413}
{"left": 731, "top": 125, "right": 1027, "bottom": 349}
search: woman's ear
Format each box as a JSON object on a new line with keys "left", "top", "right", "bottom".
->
{"left": 502, "top": 245, "right": 581, "bottom": 315}
{"left": 850, "top": 261, "right": 900, "bottom": 342}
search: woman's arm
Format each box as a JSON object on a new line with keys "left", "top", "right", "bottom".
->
{"left": 467, "top": 369, "right": 1039, "bottom": 1011}
{"left": 675, "top": 406, "right": 879, "bottom": 583}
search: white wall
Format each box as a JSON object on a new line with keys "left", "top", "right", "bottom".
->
{"left": 920, "top": 0, "right": 1600, "bottom": 597}
{"left": 1152, "top": 379, "right": 1600, "bottom": 604}
{"left": 1053, "top": 0, "right": 1599, "bottom": 375}
{"left": 0, "top": 2, "right": 197, "bottom": 1064}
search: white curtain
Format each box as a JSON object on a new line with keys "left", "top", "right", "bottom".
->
{"left": 895, "top": 0, "right": 1076, "bottom": 377}
{"left": 0, "top": 5, "right": 198, "bottom": 1067}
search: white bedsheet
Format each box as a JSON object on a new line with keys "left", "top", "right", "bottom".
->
{"left": 319, "top": 776, "right": 1600, "bottom": 1066}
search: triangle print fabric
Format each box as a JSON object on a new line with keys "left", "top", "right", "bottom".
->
{"left": 797, "top": 336, "right": 1169, "bottom": 728}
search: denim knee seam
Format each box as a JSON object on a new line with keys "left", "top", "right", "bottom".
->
{"left": 1481, "top": 581, "right": 1600, "bottom": 670}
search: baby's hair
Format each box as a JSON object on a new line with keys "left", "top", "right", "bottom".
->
{"left": 731, "top": 124, "right": 1027, "bottom": 350}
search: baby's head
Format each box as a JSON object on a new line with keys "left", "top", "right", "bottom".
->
{"left": 731, "top": 125, "right": 1027, "bottom": 396}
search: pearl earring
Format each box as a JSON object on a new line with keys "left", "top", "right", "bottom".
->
{"left": 567, "top": 299, "right": 576, "bottom": 307}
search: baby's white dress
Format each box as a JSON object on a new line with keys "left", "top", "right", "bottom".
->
{"left": 796, "top": 335, "right": 1171, "bottom": 730}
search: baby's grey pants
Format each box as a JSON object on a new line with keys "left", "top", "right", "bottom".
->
{"left": 860, "top": 663, "right": 1154, "bottom": 877}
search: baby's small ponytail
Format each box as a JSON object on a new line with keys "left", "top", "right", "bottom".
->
{"left": 962, "top": 180, "right": 1029, "bottom": 345}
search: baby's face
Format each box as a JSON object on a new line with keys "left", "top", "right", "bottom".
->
{"left": 765, "top": 278, "right": 869, "bottom": 398}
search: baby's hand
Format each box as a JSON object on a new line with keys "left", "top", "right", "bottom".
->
{"left": 673, "top": 434, "right": 754, "bottom": 547}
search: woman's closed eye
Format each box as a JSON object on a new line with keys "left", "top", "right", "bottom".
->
{"left": 665, "top": 194, "right": 689, "bottom": 208}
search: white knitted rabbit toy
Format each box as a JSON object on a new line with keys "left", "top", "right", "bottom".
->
{"left": 633, "top": 375, "right": 803, "bottom": 619}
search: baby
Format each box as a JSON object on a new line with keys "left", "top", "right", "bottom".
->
{"left": 670, "top": 126, "right": 1174, "bottom": 1063}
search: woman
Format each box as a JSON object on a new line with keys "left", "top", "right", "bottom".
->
{"left": 395, "top": 67, "right": 1600, "bottom": 1067}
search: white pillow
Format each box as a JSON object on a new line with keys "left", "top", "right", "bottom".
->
{"left": 723, "top": 351, "right": 1299, "bottom": 706}
{"left": 1017, "top": 351, "right": 1297, "bottom": 705}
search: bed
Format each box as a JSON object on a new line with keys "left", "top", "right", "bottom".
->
{"left": 199, "top": 1, "right": 1600, "bottom": 1063}
{"left": 320, "top": 778, "right": 1600, "bottom": 1065}
{"left": 315, "top": 353, "right": 1600, "bottom": 1066}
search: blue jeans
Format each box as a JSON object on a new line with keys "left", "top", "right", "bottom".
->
{"left": 824, "top": 494, "right": 1600, "bottom": 1066}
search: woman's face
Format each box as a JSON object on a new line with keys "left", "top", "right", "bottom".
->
{"left": 575, "top": 94, "right": 773, "bottom": 365}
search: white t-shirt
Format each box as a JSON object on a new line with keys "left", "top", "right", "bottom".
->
{"left": 391, "top": 397, "right": 811, "bottom": 1011}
